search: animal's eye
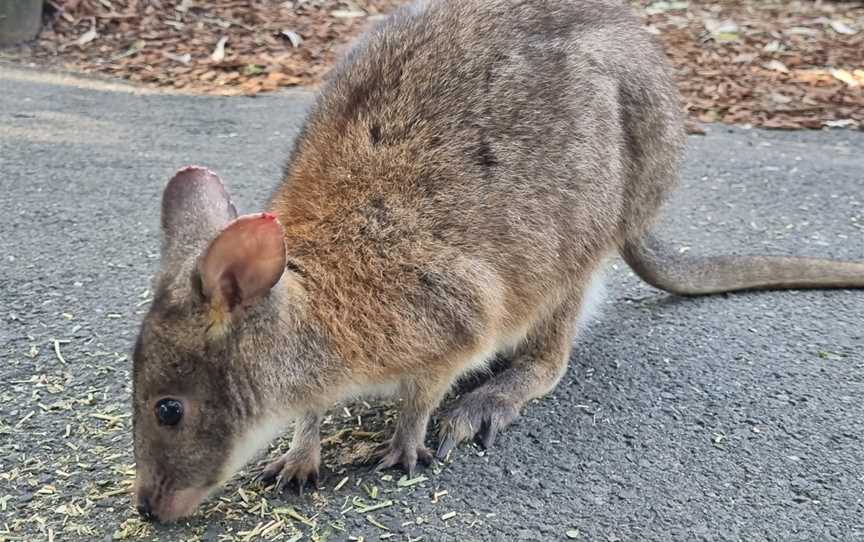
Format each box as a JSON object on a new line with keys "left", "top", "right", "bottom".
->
{"left": 155, "top": 398, "right": 184, "bottom": 426}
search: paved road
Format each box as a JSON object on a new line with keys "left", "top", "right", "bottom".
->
{"left": 1, "top": 66, "right": 863, "bottom": 542}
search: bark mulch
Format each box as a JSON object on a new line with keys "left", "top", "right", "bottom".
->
{"left": 637, "top": 0, "right": 864, "bottom": 131}
{"left": 3, "top": 0, "right": 402, "bottom": 95}
{"left": 2, "top": 0, "right": 863, "bottom": 130}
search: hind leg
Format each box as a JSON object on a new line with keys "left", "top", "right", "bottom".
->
{"left": 436, "top": 291, "right": 589, "bottom": 458}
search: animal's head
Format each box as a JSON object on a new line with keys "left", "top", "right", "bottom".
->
{"left": 131, "top": 166, "right": 290, "bottom": 522}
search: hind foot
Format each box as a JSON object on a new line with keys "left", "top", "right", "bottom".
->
{"left": 436, "top": 390, "right": 520, "bottom": 459}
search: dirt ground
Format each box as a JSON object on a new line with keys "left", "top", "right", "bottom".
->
{"left": 1, "top": 0, "right": 863, "bottom": 130}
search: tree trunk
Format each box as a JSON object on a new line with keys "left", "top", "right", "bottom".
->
{"left": 0, "top": 0, "right": 42, "bottom": 47}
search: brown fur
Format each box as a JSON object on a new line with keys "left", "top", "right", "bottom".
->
{"left": 132, "top": 0, "right": 864, "bottom": 522}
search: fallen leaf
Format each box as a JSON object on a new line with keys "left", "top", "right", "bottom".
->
{"left": 261, "top": 79, "right": 280, "bottom": 91}
{"left": 763, "top": 41, "right": 782, "bottom": 53}
{"left": 698, "top": 110, "right": 719, "bottom": 123}
{"left": 705, "top": 19, "right": 739, "bottom": 42}
{"left": 331, "top": 9, "right": 366, "bottom": 18}
{"left": 242, "top": 64, "right": 265, "bottom": 76}
{"left": 823, "top": 119, "right": 857, "bottom": 128}
{"left": 645, "top": 1, "right": 688, "bottom": 16}
{"left": 830, "top": 68, "right": 860, "bottom": 87}
{"left": 732, "top": 53, "right": 757, "bottom": 64}
{"left": 785, "top": 26, "right": 819, "bottom": 36}
{"left": 163, "top": 52, "right": 192, "bottom": 64}
{"left": 211, "top": 36, "right": 228, "bottom": 62}
{"left": 112, "top": 40, "right": 144, "bottom": 60}
{"left": 239, "top": 78, "right": 263, "bottom": 94}
{"left": 199, "top": 70, "right": 218, "bottom": 81}
{"left": 76, "top": 27, "right": 98, "bottom": 47}
{"left": 175, "top": 0, "right": 194, "bottom": 13}
{"left": 792, "top": 69, "right": 833, "bottom": 84}
{"left": 763, "top": 60, "right": 789, "bottom": 74}
{"left": 280, "top": 30, "right": 303, "bottom": 48}
{"left": 829, "top": 20, "right": 857, "bottom": 35}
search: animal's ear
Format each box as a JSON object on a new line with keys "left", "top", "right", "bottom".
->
{"left": 198, "top": 213, "right": 286, "bottom": 315}
{"left": 161, "top": 166, "right": 238, "bottom": 265}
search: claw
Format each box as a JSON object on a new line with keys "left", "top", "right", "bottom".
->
{"left": 373, "top": 440, "right": 432, "bottom": 476}
{"left": 436, "top": 435, "right": 457, "bottom": 460}
{"left": 402, "top": 458, "right": 418, "bottom": 478}
{"left": 275, "top": 471, "right": 313, "bottom": 496}
{"left": 374, "top": 456, "right": 394, "bottom": 472}
{"left": 417, "top": 447, "right": 433, "bottom": 466}
{"left": 260, "top": 449, "right": 320, "bottom": 496}
{"left": 275, "top": 471, "right": 290, "bottom": 492}
{"left": 480, "top": 418, "right": 499, "bottom": 449}
{"left": 437, "top": 391, "right": 519, "bottom": 459}
{"left": 258, "top": 458, "right": 285, "bottom": 486}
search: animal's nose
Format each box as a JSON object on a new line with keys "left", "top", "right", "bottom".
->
{"left": 136, "top": 493, "right": 154, "bottom": 521}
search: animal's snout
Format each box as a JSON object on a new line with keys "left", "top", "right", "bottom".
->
{"left": 135, "top": 490, "right": 155, "bottom": 521}
{"left": 132, "top": 481, "right": 210, "bottom": 522}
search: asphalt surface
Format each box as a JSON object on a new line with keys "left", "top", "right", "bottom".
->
{"left": 1, "top": 66, "right": 863, "bottom": 542}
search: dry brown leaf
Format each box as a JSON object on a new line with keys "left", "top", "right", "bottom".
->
{"left": 163, "top": 52, "right": 191, "bottom": 64}
{"left": 211, "top": 36, "right": 228, "bottom": 62}
{"left": 281, "top": 30, "right": 303, "bottom": 48}
{"left": 331, "top": 10, "right": 366, "bottom": 18}
{"left": 831, "top": 68, "right": 861, "bottom": 87}
{"left": 75, "top": 27, "right": 98, "bottom": 47}
{"left": 763, "top": 60, "right": 789, "bottom": 74}
{"left": 829, "top": 20, "right": 857, "bottom": 35}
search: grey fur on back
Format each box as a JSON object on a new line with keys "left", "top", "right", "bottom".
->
{"left": 281, "top": 0, "right": 684, "bottom": 257}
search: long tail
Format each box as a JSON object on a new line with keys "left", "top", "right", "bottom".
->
{"left": 620, "top": 231, "right": 864, "bottom": 295}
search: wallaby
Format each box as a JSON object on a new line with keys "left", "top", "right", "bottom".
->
{"left": 131, "top": 0, "right": 864, "bottom": 522}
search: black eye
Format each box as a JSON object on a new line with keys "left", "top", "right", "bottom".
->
{"left": 155, "top": 398, "right": 184, "bottom": 426}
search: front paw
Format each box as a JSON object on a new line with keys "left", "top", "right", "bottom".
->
{"left": 260, "top": 447, "right": 320, "bottom": 495}
{"left": 373, "top": 438, "right": 433, "bottom": 477}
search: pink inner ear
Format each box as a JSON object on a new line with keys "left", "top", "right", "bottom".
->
{"left": 198, "top": 213, "right": 286, "bottom": 310}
